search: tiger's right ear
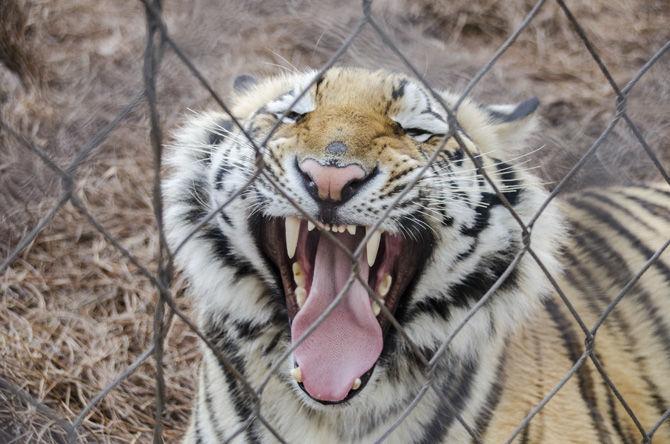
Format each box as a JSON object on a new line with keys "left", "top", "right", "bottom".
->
{"left": 484, "top": 97, "right": 539, "bottom": 150}
{"left": 233, "top": 74, "right": 257, "bottom": 93}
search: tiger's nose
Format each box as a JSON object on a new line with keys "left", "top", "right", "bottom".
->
{"left": 298, "top": 158, "right": 369, "bottom": 203}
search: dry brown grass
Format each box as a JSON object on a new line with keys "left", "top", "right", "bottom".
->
{"left": 1, "top": 0, "right": 669, "bottom": 442}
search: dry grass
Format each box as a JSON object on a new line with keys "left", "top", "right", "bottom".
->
{"left": 1, "top": 148, "right": 198, "bottom": 442}
{"left": 1, "top": 0, "right": 668, "bottom": 442}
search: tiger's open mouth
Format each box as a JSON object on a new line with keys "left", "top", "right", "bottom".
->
{"left": 257, "top": 217, "right": 431, "bottom": 404}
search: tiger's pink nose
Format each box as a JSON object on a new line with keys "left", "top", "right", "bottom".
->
{"left": 299, "top": 159, "right": 367, "bottom": 202}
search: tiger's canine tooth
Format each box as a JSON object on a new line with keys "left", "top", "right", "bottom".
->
{"left": 365, "top": 228, "right": 381, "bottom": 267}
{"left": 352, "top": 378, "right": 361, "bottom": 390}
{"left": 292, "top": 262, "right": 305, "bottom": 287}
{"left": 378, "top": 274, "right": 392, "bottom": 297}
{"left": 295, "top": 287, "right": 307, "bottom": 308}
{"left": 285, "top": 217, "right": 300, "bottom": 259}
{"left": 347, "top": 225, "right": 357, "bottom": 235}
{"left": 290, "top": 367, "right": 303, "bottom": 383}
{"left": 307, "top": 221, "right": 315, "bottom": 231}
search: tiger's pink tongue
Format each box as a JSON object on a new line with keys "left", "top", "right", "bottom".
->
{"left": 291, "top": 234, "right": 382, "bottom": 402}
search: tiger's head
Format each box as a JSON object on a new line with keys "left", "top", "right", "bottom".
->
{"left": 165, "top": 67, "right": 564, "bottom": 411}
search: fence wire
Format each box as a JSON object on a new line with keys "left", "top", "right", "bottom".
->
{"left": 1, "top": 0, "right": 669, "bottom": 442}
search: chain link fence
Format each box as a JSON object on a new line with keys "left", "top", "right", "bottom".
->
{"left": 1, "top": 0, "right": 669, "bottom": 442}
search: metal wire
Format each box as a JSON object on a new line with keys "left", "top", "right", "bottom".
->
{"left": 1, "top": 0, "right": 669, "bottom": 442}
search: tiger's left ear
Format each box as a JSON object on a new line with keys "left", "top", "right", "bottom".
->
{"left": 485, "top": 97, "right": 539, "bottom": 149}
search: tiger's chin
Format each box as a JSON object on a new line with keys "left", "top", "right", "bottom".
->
{"left": 256, "top": 216, "right": 433, "bottom": 405}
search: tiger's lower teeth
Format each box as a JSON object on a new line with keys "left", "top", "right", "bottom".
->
{"left": 296, "top": 287, "right": 307, "bottom": 308}
{"left": 372, "top": 301, "right": 381, "bottom": 316}
{"left": 291, "top": 367, "right": 302, "bottom": 383}
{"left": 292, "top": 262, "right": 305, "bottom": 287}
{"left": 352, "top": 378, "right": 362, "bottom": 390}
{"left": 378, "top": 274, "right": 392, "bottom": 297}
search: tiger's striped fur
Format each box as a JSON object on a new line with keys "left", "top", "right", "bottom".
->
{"left": 163, "top": 67, "right": 670, "bottom": 443}
{"left": 479, "top": 185, "right": 670, "bottom": 443}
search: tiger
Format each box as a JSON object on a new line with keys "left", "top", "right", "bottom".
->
{"left": 163, "top": 67, "right": 670, "bottom": 443}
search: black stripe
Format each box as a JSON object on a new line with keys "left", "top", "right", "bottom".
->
{"left": 561, "top": 257, "right": 635, "bottom": 444}
{"left": 199, "top": 226, "right": 257, "bottom": 281}
{"left": 565, "top": 230, "right": 670, "bottom": 420}
{"left": 182, "top": 178, "right": 209, "bottom": 224}
{"left": 650, "top": 186, "right": 670, "bottom": 199}
{"left": 202, "top": 363, "right": 226, "bottom": 442}
{"left": 569, "top": 198, "right": 670, "bottom": 284}
{"left": 194, "top": 399, "right": 205, "bottom": 444}
{"left": 417, "top": 357, "right": 478, "bottom": 444}
{"left": 460, "top": 192, "right": 497, "bottom": 237}
{"left": 448, "top": 248, "right": 520, "bottom": 308}
{"left": 391, "top": 79, "right": 408, "bottom": 100}
{"left": 387, "top": 165, "right": 417, "bottom": 183}
{"left": 379, "top": 183, "right": 408, "bottom": 199}
{"left": 416, "top": 86, "right": 447, "bottom": 123}
{"left": 407, "top": 295, "right": 450, "bottom": 322}
{"left": 207, "top": 119, "right": 232, "bottom": 146}
{"left": 458, "top": 164, "right": 524, "bottom": 237}
{"left": 569, "top": 219, "right": 670, "bottom": 361}
{"left": 563, "top": 253, "right": 634, "bottom": 443}
{"left": 582, "top": 191, "right": 656, "bottom": 232}
{"left": 219, "top": 210, "right": 232, "bottom": 226}
{"left": 420, "top": 108, "right": 446, "bottom": 123}
{"left": 544, "top": 298, "right": 611, "bottom": 443}
{"left": 455, "top": 239, "right": 478, "bottom": 262}
{"left": 472, "top": 347, "right": 508, "bottom": 441}
{"left": 262, "top": 330, "right": 285, "bottom": 356}
{"left": 603, "top": 382, "right": 633, "bottom": 444}
{"left": 433, "top": 195, "right": 456, "bottom": 227}
{"left": 493, "top": 161, "right": 522, "bottom": 206}
{"left": 395, "top": 212, "right": 435, "bottom": 244}
{"left": 203, "top": 318, "right": 261, "bottom": 444}
{"left": 233, "top": 319, "right": 266, "bottom": 341}
{"left": 235, "top": 310, "right": 285, "bottom": 341}
{"left": 619, "top": 191, "right": 670, "bottom": 220}
{"left": 404, "top": 244, "right": 520, "bottom": 323}
{"left": 447, "top": 148, "right": 464, "bottom": 167}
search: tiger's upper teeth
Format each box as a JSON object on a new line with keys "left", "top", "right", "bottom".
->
{"left": 287, "top": 218, "right": 382, "bottom": 265}
{"left": 285, "top": 217, "right": 300, "bottom": 259}
{"left": 365, "top": 227, "right": 381, "bottom": 267}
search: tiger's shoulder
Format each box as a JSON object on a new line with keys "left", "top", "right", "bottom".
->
{"left": 482, "top": 183, "right": 670, "bottom": 443}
